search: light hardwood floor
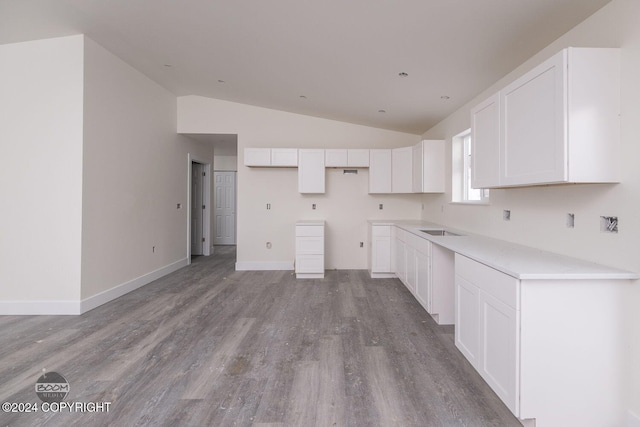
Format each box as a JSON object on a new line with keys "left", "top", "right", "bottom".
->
{"left": 0, "top": 247, "right": 520, "bottom": 426}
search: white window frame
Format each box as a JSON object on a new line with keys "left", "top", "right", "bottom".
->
{"left": 452, "top": 129, "right": 489, "bottom": 204}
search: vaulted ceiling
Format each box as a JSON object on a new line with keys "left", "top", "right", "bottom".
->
{"left": 0, "top": 0, "right": 611, "bottom": 134}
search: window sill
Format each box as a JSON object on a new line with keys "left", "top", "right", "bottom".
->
{"left": 449, "top": 201, "right": 490, "bottom": 206}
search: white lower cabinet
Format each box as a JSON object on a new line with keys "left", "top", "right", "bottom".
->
{"left": 368, "top": 224, "right": 394, "bottom": 278}
{"left": 388, "top": 226, "right": 454, "bottom": 325}
{"left": 295, "top": 221, "right": 324, "bottom": 278}
{"left": 455, "top": 254, "right": 519, "bottom": 415}
{"left": 454, "top": 254, "right": 629, "bottom": 426}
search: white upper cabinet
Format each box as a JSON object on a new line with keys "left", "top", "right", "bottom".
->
{"left": 244, "top": 148, "right": 271, "bottom": 166}
{"left": 325, "top": 149, "right": 370, "bottom": 167}
{"left": 369, "top": 149, "right": 392, "bottom": 193}
{"left": 471, "top": 47, "right": 621, "bottom": 188}
{"left": 271, "top": 148, "right": 298, "bottom": 166}
{"left": 244, "top": 148, "right": 298, "bottom": 167}
{"left": 298, "top": 149, "right": 325, "bottom": 193}
{"left": 325, "top": 149, "right": 348, "bottom": 167}
{"left": 471, "top": 94, "right": 501, "bottom": 188}
{"left": 412, "top": 140, "right": 445, "bottom": 193}
{"left": 391, "top": 147, "right": 413, "bottom": 193}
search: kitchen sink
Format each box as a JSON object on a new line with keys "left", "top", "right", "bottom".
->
{"left": 420, "top": 229, "right": 463, "bottom": 237}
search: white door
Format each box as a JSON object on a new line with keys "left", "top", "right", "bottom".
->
{"left": 191, "top": 162, "right": 205, "bottom": 255}
{"left": 214, "top": 171, "right": 236, "bottom": 245}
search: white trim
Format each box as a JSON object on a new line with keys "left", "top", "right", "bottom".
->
{"left": 0, "top": 258, "right": 188, "bottom": 315}
{"left": 629, "top": 411, "right": 640, "bottom": 427}
{"left": 80, "top": 257, "right": 188, "bottom": 314}
{"left": 296, "top": 273, "right": 325, "bottom": 279}
{"left": 187, "top": 154, "right": 212, "bottom": 263}
{"left": 0, "top": 300, "right": 81, "bottom": 315}
{"left": 235, "top": 261, "right": 294, "bottom": 271}
{"left": 370, "top": 272, "right": 396, "bottom": 279}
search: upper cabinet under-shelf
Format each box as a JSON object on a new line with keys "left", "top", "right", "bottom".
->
{"left": 471, "top": 47, "right": 621, "bottom": 189}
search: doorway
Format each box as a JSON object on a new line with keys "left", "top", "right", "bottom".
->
{"left": 213, "top": 171, "right": 237, "bottom": 245}
{"left": 188, "top": 157, "right": 211, "bottom": 261}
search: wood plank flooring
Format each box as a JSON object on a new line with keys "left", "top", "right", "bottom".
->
{"left": 0, "top": 247, "right": 520, "bottom": 426}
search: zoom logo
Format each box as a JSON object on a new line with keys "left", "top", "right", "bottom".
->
{"left": 35, "top": 372, "right": 69, "bottom": 402}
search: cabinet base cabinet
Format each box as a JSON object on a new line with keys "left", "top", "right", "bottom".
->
{"left": 368, "top": 224, "right": 395, "bottom": 278}
{"left": 295, "top": 221, "right": 324, "bottom": 279}
{"left": 455, "top": 254, "right": 629, "bottom": 427}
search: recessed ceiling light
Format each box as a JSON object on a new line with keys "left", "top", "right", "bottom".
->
{"left": 218, "top": 79, "right": 225, "bottom": 83}
{"left": 299, "top": 95, "right": 307, "bottom": 99}
{"left": 378, "top": 109, "right": 386, "bottom": 113}
{"left": 398, "top": 72, "right": 408, "bottom": 77}
{"left": 164, "top": 64, "right": 172, "bottom": 68}
{"left": 441, "top": 95, "right": 450, "bottom": 99}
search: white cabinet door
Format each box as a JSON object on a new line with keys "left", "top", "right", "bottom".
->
{"left": 372, "top": 236, "right": 391, "bottom": 273}
{"left": 369, "top": 149, "right": 392, "bottom": 193}
{"left": 455, "top": 275, "right": 480, "bottom": 367}
{"left": 244, "top": 148, "right": 271, "bottom": 166}
{"left": 471, "top": 93, "right": 501, "bottom": 188}
{"left": 412, "top": 140, "right": 445, "bottom": 193}
{"left": 479, "top": 291, "right": 519, "bottom": 416}
{"left": 348, "top": 149, "right": 370, "bottom": 167}
{"left": 500, "top": 51, "right": 566, "bottom": 186}
{"left": 298, "top": 149, "right": 325, "bottom": 193}
{"left": 391, "top": 146, "right": 413, "bottom": 193}
{"left": 271, "top": 149, "right": 298, "bottom": 166}
{"left": 325, "top": 149, "right": 348, "bottom": 167}
{"left": 394, "top": 237, "right": 407, "bottom": 285}
{"left": 415, "top": 248, "right": 430, "bottom": 309}
{"left": 405, "top": 245, "right": 416, "bottom": 294}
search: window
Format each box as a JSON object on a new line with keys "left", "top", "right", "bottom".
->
{"left": 452, "top": 130, "right": 489, "bottom": 204}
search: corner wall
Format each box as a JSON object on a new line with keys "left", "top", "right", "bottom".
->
{"left": 419, "top": 0, "right": 640, "bottom": 421}
{"left": 178, "top": 96, "right": 421, "bottom": 269}
{"left": 0, "top": 35, "right": 84, "bottom": 313}
{"left": 81, "top": 38, "right": 212, "bottom": 303}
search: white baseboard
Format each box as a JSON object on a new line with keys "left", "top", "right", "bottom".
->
{"left": 80, "top": 258, "right": 188, "bottom": 314}
{"left": 629, "top": 410, "right": 640, "bottom": 427}
{"left": 0, "top": 258, "right": 188, "bottom": 316}
{"left": 0, "top": 300, "right": 81, "bottom": 315}
{"left": 235, "top": 261, "right": 294, "bottom": 271}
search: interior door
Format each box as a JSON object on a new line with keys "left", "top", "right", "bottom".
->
{"left": 191, "top": 162, "right": 204, "bottom": 255}
{"left": 214, "top": 171, "right": 236, "bottom": 245}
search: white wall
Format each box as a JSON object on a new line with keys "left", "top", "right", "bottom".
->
{"left": 81, "top": 38, "right": 212, "bottom": 300}
{"left": 419, "top": 0, "right": 640, "bottom": 420}
{"left": 0, "top": 35, "right": 84, "bottom": 312}
{"left": 178, "top": 96, "right": 421, "bottom": 269}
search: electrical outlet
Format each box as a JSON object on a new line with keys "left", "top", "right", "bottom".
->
{"left": 312, "top": 204, "right": 316, "bottom": 210}
{"left": 266, "top": 242, "right": 272, "bottom": 249}
{"left": 379, "top": 204, "right": 383, "bottom": 210}
{"left": 266, "top": 203, "right": 271, "bottom": 210}
{"left": 360, "top": 242, "right": 364, "bottom": 248}
{"left": 600, "top": 216, "right": 618, "bottom": 233}
{"left": 176, "top": 203, "right": 181, "bottom": 209}
{"left": 567, "top": 213, "right": 575, "bottom": 228}
{"left": 503, "top": 210, "right": 511, "bottom": 221}
{"left": 152, "top": 246, "right": 155, "bottom": 253}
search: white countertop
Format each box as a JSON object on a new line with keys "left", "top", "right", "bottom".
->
{"left": 369, "top": 219, "right": 639, "bottom": 280}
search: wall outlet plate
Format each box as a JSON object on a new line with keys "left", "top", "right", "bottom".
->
{"left": 567, "top": 213, "right": 575, "bottom": 228}
{"left": 503, "top": 210, "right": 511, "bottom": 221}
{"left": 600, "top": 216, "right": 618, "bottom": 233}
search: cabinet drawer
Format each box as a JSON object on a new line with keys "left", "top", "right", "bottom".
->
{"left": 295, "top": 225, "right": 324, "bottom": 237}
{"left": 296, "top": 236, "right": 324, "bottom": 254}
{"left": 296, "top": 254, "right": 324, "bottom": 273}
{"left": 371, "top": 225, "right": 391, "bottom": 237}
{"left": 455, "top": 254, "right": 519, "bottom": 309}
